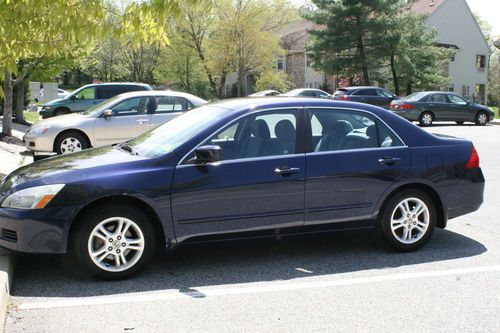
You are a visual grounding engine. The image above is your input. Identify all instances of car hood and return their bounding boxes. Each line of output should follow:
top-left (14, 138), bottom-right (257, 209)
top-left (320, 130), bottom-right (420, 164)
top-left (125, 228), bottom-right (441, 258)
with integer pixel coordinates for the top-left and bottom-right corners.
top-left (0, 146), bottom-right (148, 194)
top-left (30, 113), bottom-right (88, 130)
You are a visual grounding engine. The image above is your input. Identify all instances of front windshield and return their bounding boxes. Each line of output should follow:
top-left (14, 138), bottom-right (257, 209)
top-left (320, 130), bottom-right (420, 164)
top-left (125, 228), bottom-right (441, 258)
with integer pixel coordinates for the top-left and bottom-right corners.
top-left (82, 95), bottom-right (122, 115)
top-left (125, 105), bottom-right (230, 158)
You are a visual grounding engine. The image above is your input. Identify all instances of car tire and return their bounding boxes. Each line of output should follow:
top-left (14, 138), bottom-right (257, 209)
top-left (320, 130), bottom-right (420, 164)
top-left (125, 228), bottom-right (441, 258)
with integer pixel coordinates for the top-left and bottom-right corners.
top-left (474, 111), bottom-right (488, 126)
top-left (54, 108), bottom-right (70, 117)
top-left (455, 121), bottom-right (464, 125)
top-left (379, 189), bottom-right (436, 252)
top-left (69, 204), bottom-right (156, 280)
top-left (54, 131), bottom-right (88, 154)
top-left (418, 112), bottom-right (433, 126)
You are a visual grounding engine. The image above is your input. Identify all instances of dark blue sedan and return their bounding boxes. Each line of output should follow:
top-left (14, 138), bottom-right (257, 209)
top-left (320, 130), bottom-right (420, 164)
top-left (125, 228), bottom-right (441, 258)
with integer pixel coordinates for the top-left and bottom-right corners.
top-left (0, 98), bottom-right (485, 279)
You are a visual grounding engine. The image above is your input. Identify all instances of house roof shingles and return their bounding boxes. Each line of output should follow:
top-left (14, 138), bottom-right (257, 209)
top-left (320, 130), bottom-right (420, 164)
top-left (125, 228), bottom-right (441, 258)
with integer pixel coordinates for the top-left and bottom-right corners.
top-left (409, 0), bottom-right (446, 15)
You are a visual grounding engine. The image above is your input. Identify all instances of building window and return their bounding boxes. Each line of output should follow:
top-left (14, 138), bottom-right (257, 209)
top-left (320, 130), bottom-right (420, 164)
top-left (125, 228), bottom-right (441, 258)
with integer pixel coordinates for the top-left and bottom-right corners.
top-left (476, 55), bottom-right (486, 71)
top-left (448, 83), bottom-right (454, 92)
top-left (276, 59), bottom-right (284, 71)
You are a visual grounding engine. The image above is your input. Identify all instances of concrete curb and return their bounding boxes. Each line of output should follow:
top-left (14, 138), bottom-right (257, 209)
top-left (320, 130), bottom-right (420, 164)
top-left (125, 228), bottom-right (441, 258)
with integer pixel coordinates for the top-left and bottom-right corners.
top-left (0, 249), bottom-right (15, 331)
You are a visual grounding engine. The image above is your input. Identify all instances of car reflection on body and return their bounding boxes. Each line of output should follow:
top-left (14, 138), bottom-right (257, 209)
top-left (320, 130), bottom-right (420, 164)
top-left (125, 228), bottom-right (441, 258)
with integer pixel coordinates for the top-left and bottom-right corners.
top-left (0, 98), bottom-right (485, 280)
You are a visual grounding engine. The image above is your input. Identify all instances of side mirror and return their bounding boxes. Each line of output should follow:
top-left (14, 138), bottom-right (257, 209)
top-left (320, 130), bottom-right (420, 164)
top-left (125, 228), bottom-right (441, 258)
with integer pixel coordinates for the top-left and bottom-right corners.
top-left (103, 109), bottom-right (113, 119)
top-left (70, 95), bottom-right (76, 101)
top-left (195, 145), bottom-right (222, 164)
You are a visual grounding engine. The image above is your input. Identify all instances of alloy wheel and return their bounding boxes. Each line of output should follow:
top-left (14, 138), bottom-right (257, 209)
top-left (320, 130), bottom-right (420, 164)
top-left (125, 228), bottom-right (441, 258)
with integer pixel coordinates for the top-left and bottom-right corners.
top-left (87, 217), bottom-right (145, 272)
top-left (390, 197), bottom-right (430, 244)
top-left (60, 137), bottom-right (83, 154)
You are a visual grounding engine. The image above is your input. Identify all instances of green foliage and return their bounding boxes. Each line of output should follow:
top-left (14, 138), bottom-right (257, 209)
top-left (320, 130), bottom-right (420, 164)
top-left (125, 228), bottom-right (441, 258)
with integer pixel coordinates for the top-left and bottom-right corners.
top-left (386, 14), bottom-right (452, 95)
top-left (305, 0), bottom-right (402, 85)
top-left (255, 71), bottom-right (294, 92)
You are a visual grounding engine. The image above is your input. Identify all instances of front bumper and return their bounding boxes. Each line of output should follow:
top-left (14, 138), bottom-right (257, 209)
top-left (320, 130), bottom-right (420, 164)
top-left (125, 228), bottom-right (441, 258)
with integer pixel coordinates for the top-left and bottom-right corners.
top-left (24, 132), bottom-right (56, 153)
top-left (39, 109), bottom-right (54, 119)
top-left (0, 206), bottom-right (78, 254)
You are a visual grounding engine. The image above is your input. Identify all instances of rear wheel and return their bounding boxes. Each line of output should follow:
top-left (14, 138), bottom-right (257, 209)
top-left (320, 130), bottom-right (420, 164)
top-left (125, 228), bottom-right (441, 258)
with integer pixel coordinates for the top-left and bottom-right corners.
top-left (54, 131), bottom-right (88, 154)
top-left (379, 190), bottom-right (436, 251)
top-left (475, 111), bottom-right (488, 126)
top-left (69, 204), bottom-right (156, 280)
top-left (418, 112), bottom-right (433, 126)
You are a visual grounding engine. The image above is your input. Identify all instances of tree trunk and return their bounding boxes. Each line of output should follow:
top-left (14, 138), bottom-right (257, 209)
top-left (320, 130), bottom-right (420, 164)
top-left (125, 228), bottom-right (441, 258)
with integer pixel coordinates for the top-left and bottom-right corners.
top-left (237, 66), bottom-right (245, 97)
top-left (2, 69), bottom-right (13, 136)
top-left (390, 53), bottom-right (399, 96)
top-left (356, 17), bottom-right (370, 86)
top-left (406, 82), bottom-right (412, 96)
top-left (218, 72), bottom-right (227, 98)
top-left (15, 83), bottom-right (26, 124)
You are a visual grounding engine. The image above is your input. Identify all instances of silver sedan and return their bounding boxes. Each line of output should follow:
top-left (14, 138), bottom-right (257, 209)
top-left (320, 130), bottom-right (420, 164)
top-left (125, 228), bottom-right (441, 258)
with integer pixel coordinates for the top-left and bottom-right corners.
top-left (24, 91), bottom-right (207, 155)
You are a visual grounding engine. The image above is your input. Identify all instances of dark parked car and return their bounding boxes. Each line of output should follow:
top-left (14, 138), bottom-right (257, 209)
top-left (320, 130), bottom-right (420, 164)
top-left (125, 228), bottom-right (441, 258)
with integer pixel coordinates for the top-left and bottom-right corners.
top-left (281, 88), bottom-right (332, 98)
top-left (40, 83), bottom-right (152, 119)
top-left (333, 86), bottom-right (399, 108)
top-left (0, 98), bottom-right (484, 280)
top-left (390, 91), bottom-right (494, 126)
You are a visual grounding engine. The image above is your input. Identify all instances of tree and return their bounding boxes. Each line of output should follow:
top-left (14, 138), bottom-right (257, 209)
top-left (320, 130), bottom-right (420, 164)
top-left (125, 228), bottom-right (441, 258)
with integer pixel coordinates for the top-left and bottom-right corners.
top-left (0, 0), bottom-right (205, 136)
top-left (385, 14), bottom-right (452, 95)
top-left (255, 70), bottom-right (294, 92)
top-left (305, 0), bottom-right (402, 85)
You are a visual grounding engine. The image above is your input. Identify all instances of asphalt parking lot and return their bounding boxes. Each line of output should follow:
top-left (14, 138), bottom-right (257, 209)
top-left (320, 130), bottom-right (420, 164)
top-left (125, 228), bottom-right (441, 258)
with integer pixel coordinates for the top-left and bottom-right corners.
top-left (5, 123), bottom-right (500, 332)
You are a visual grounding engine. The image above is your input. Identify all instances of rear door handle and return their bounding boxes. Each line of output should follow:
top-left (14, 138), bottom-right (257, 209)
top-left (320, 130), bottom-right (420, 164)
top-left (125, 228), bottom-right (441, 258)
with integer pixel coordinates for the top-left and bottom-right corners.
top-left (378, 157), bottom-right (401, 166)
top-left (274, 167), bottom-right (300, 176)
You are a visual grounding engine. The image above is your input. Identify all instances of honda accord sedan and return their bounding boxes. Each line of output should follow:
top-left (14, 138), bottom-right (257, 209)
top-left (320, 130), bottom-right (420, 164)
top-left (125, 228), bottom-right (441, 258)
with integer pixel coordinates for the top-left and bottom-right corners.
top-left (0, 98), bottom-right (484, 280)
top-left (390, 91), bottom-right (494, 126)
top-left (25, 90), bottom-right (207, 156)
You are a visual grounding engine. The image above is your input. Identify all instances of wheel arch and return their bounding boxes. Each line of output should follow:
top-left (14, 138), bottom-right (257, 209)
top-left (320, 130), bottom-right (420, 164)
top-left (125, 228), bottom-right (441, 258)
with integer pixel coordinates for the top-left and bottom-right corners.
top-left (53, 106), bottom-right (71, 115)
top-left (53, 129), bottom-right (92, 152)
top-left (376, 183), bottom-right (446, 229)
top-left (67, 195), bottom-right (167, 252)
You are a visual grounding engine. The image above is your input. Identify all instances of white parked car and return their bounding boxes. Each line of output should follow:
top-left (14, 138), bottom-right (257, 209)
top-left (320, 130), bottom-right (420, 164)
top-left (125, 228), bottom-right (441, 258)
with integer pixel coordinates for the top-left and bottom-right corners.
top-left (24, 91), bottom-right (207, 155)
top-left (34, 88), bottom-right (70, 103)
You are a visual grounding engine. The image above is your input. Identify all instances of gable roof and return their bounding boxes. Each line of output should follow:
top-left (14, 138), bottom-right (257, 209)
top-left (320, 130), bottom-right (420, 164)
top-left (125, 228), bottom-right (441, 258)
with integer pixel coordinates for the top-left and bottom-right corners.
top-left (409, 0), bottom-right (446, 15)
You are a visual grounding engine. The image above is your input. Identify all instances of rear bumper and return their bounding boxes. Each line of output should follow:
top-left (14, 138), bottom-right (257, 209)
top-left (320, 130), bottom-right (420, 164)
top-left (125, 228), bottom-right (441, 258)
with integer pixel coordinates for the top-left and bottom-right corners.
top-left (0, 206), bottom-right (78, 254)
top-left (391, 110), bottom-right (419, 121)
top-left (438, 168), bottom-right (485, 220)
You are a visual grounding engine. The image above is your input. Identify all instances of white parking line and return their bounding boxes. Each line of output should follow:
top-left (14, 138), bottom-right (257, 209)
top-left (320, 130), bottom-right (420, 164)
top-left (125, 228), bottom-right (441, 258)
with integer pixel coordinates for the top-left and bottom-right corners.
top-left (18, 264), bottom-right (500, 310)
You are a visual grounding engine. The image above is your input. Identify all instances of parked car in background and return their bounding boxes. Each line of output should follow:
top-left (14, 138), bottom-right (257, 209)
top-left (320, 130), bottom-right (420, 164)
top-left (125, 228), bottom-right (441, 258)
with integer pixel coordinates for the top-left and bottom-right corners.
top-left (25, 91), bottom-right (207, 155)
top-left (249, 90), bottom-right (281, 97)
top-left (281, 88), bottom-right (332, 98)
top-left (34, 88), bottom-right (70, 103)
top-left (40, 83), bottom-right (152, 119)
top-left (390, 91), bottom-right (494, 126)
top-left (333, 86), bottom-right (399, 109)
top-left (2, 97), bottom-right (484, 279)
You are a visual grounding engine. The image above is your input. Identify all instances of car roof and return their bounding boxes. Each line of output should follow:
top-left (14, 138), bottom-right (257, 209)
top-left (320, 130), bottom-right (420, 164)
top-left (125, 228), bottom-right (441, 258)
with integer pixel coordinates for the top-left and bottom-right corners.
top-left (338, 86), bottom-right (384, 91)
top-left (83, 82), bottom-right (151, 87)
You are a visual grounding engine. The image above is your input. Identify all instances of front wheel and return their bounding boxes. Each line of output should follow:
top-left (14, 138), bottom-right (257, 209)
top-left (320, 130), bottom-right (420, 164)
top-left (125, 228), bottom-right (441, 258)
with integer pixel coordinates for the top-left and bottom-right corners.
top-left (70, 205), bottom-right (156, 280)
top-left (55, 131), bottom-right (88, 154)
top-left (455, 121), bottom-right (464, 125)
top-left (419, 112), bottom-right (433, 126)
top-left (475, 111), bottom-right (488, 126)
top-left (379, 190), bottom-right (436, 252)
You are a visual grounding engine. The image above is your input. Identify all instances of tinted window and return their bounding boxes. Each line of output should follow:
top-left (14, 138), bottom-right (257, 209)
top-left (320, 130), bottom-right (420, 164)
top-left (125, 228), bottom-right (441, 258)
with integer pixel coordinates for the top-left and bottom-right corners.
top-left (429, 94), bottom-right (448, 103)
top-left (311, 109), bottom-right (403, 152)
top-left (110, 97), bottom-right (144, 116)
top-left (377, 89), bottom-right (393, 98)
top-left (301, 90), bottom-right (315, 97)
top-left (200, 110), bottom-right (298, 160)
top-left (353, 89), bottom-right (377, 96)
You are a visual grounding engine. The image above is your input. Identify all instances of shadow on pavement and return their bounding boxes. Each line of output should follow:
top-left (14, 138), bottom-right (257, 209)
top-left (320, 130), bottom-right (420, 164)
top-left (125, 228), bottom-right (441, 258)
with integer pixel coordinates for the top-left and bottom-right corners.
top-left (11, 227), bottom-right (487, 298)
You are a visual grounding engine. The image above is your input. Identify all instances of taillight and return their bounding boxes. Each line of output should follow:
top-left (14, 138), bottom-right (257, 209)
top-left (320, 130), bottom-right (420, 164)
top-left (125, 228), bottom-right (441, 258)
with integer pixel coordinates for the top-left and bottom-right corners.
top-left (398, 103), bottom-right (413, 110)
top-left (340, 95), bottom-right (349, 101)
top-left (466, 145), bottom-right (480, 169)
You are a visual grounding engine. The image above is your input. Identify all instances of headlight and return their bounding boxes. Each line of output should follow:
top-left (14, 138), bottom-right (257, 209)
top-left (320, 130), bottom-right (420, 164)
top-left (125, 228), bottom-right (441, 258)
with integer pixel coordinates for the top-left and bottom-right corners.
top-left (1, 184), bottom-right (65, 209)
top-left (28, 125), bottom-right (51, 135)
top-left (42, 106), bottom-right (52, 110)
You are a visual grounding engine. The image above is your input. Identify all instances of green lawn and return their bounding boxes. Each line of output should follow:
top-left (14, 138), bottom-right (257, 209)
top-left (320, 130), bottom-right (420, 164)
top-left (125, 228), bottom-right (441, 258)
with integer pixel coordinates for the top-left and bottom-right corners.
top-left (23, 111), bottom-right (40, 124)
top-left (491, 106), bottom-right (499, 119)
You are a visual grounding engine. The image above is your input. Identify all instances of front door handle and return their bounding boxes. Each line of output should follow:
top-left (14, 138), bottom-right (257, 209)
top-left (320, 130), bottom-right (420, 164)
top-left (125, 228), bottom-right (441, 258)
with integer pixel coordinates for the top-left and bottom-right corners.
top-left (136, 119), bottom-right (149, 124)
top-left (378, 156), bottom-right (401, 166)
top-left (274, 167), bottom-right (300, 176)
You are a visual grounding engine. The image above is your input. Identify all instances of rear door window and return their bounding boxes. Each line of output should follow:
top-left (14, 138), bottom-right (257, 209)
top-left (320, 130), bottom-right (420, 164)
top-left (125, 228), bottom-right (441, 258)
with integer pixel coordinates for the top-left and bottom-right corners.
top-left (353, 89), bottom-right (377, 96)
